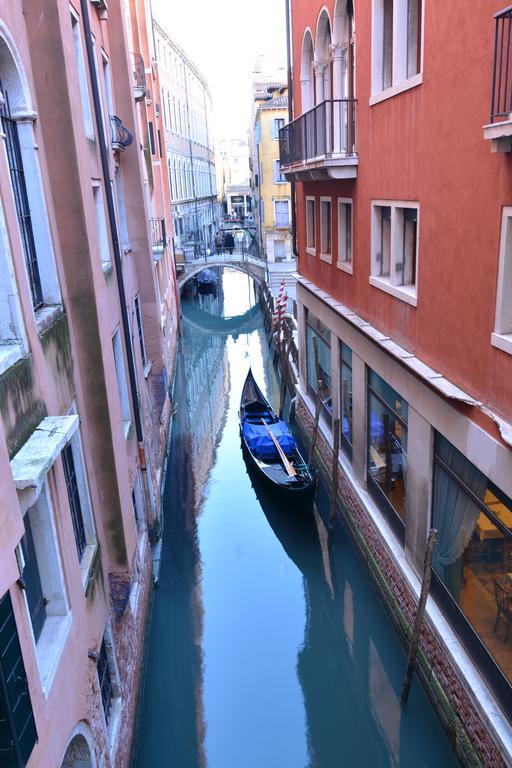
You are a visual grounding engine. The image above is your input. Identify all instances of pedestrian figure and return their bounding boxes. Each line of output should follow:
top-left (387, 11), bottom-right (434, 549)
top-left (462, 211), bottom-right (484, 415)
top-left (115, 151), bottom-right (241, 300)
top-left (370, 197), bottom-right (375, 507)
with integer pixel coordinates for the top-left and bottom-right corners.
top-left (224, 231), bottom-right (235, 255)
top-left (214, 231), bottom-right (224, 255)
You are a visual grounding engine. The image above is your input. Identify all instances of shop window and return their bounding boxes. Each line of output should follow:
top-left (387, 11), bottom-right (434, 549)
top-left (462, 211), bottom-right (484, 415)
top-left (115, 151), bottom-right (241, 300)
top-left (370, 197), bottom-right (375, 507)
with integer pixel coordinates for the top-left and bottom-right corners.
top-left (340, 342), bottom-right (353, 458)
top-left (367, 369), bottom-right (408, 540)
top-left (432, 434), bottom-right (512, 702)
top-left (305, 310), bottom-right (332, 423)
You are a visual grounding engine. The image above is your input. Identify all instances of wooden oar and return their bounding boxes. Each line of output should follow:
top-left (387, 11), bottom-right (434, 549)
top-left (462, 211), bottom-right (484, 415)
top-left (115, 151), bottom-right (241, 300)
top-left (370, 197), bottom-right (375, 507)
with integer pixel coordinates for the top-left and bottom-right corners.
top-left (261, 419), bottom-right (297, 477)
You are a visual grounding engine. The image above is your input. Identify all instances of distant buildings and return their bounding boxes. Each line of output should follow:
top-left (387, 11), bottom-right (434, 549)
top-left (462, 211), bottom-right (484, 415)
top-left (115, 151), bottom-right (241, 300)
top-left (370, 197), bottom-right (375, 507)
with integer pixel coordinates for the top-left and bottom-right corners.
top-left (250, 78), bottom-right (295, 304)
top-left (154, 21), bottom-right (219, 258)
top-left (217, 138), bottom-right (253, 221)
top-left (0, 0), bottom-right (177, 766)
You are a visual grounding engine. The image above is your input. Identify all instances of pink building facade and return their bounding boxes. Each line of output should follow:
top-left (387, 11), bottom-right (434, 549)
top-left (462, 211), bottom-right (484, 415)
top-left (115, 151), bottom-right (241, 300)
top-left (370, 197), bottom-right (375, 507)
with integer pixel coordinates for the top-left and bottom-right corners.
top-left (0, 0), bottom-right (178, 766)
top-left (282, 1), bottom-right (512, 765)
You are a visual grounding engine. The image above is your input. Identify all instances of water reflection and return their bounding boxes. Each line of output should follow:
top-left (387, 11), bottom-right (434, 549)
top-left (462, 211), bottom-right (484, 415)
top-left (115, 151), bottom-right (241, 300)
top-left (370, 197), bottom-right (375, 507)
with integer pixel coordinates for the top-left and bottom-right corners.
top-left (133, 269), bottom-right (459, 768)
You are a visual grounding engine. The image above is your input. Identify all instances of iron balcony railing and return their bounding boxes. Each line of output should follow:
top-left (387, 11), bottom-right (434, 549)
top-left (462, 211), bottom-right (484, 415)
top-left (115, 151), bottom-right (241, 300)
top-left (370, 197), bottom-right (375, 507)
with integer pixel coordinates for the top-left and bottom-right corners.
top-left (110, 115), bottom-right (133, 151)
top-left (491, 6), bottom-right (512, 121)
top-left (279, 98), bottom-right (357, 168)
top-left (150, 218), bottom-right (167, 251)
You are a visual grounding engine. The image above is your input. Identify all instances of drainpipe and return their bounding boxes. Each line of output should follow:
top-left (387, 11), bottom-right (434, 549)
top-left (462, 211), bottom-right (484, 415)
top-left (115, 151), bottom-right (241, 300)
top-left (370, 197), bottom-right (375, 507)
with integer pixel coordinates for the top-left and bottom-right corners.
top-left (80, 0), bottom-right (147, 473)
top-left (285, 0), bottom-right (298, 259)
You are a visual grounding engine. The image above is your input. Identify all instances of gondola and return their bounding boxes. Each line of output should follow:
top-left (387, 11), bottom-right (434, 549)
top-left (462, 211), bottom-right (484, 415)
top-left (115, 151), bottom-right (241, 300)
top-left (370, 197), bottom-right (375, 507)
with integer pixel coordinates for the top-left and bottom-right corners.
top-left (196, 268), bottom-right (218, 294)
top-left (239, 369), bottom-right (317, 501)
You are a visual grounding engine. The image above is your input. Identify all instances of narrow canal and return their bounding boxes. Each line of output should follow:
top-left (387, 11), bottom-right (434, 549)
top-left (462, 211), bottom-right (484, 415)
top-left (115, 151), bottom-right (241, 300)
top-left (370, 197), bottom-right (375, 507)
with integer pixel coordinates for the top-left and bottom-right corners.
top-left (133, 269), bottom-right (459, 768)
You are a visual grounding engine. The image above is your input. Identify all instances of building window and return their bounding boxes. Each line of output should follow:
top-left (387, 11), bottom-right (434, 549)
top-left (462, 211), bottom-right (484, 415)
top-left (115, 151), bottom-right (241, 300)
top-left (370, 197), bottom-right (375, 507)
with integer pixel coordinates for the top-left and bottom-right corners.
top-left (274, 239), bottom-right (286, 262)
top-left (1, 92), bottom-right (43, 309)
top-left (305, 310), bottom-right (332, 423)
top-left (92, 183), bottom-right (111, 271)
top-left (149, 122), bottom-right (155, 155)
top-left (62, 443), bottom-right (87, 561)
top-left (21, 512), bottom-right (46, 643)
top-left (0, 199), bottom-right (26, 370)
top-left (114, 167), bottom-right (130, 250)
top-left (372, 0), bottom-right (422, 95)
top-left (320, 197), bottom-right (332, 259)
top-left (370, 201), bottom-right (419, 305)
top-left (431, 433), bottom-right (512, 704)
top-left (337, 198), bottom-right (353, 270)
top-left (492, 207), bottom-right (512, 355)
top-left (275, 200), bottom-right (290, 227)
top-left (98, 637), bottom-right (113, 723)
top-left (71, 10), bottom-right (94, 139)
top-left (340, 342), bottom-right (353, 458)
top-left (271, 117), bottom-right (285, 139)
top-left (0, 593), bottom-right (38, 767)
top-left (306, 197), bottom-right (316, 252)
top-left (112, 328), bottom-right (131, 437)
top-left (273, 159), bottom-right (286, 183)
top-left (367, 369), bottom-right (408, 540)
top-left (134, 295), bottom-right (147, 368)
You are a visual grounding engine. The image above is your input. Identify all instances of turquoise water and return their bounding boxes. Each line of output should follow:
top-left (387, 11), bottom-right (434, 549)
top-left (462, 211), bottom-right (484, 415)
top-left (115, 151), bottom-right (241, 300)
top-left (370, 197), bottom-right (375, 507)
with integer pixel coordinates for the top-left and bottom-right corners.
top-left (133, 269), bottom-right (459, 768)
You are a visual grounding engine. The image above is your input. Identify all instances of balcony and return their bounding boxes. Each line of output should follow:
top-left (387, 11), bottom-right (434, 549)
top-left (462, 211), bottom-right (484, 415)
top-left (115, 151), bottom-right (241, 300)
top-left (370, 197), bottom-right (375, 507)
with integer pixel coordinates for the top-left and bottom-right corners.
top-left (279, 99), bottom-right (357, 181)
top-left (110, 115), bottom-right (133, 152)
top-left (131, 53), bottom-right (148, 102)
top-left (484, 7), bottom-right (512, 151)
top-left (150, 218), bottom-right (167, 261)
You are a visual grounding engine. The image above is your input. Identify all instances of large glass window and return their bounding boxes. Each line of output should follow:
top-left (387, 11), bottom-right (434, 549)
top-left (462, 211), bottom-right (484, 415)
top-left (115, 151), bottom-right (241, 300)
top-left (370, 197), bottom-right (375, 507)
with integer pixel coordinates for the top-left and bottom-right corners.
top-left (340, 342), bottom-right (353, 458)
top-left (432, 434), bottom-right (512, 696)
top-left (367, 370), bottom-right (408, 537)
top-left (305, 310), bottom-right (331, 422)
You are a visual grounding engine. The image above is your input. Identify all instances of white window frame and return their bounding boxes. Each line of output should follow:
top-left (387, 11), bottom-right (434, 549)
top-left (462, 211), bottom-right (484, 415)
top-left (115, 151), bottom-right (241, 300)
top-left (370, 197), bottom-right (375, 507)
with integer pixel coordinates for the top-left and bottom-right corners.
top-left (92, 181), bottom-right (112, 272)
top-left (99, 623), bottom-right (122, 755)
top-left (491, 206), bottom-right (512, 355)
top-left (306, 196), bottom-right (316, 255)
top-left (0, 198), bottom-right (27, 374)
top-left (370, 0), bottom-right (424, 106)
top-left (70, 8), bottom-right (94, 140)
top-left (370, 200), bottom-right (419, 306)
top-left (65, 403), bottom-right (98, 590)
top-left (112, 327), bottom-right (132, 439)
top-left (274, 198), bottom-right (290, 228)
top-left (337, 197), bottom-right (353, 274)
top-left (320, 196), bottom-right (332, 263)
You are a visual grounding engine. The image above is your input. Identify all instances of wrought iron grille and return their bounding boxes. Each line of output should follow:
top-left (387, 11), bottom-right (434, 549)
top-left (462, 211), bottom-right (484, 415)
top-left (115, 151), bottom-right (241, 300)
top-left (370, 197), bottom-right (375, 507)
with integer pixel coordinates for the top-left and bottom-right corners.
top-left (491, 7), bottom-right (512, 121)
top-left (0, 84), bottom-right (44, 309)
top-left (279, 98), bottom-right (357, 168)
top-left (97, 639), bottom-right (113, 723)
top-left (62, 443), bottom-right (87, 561)
top-left (109, 115), bottom-right (133, 150)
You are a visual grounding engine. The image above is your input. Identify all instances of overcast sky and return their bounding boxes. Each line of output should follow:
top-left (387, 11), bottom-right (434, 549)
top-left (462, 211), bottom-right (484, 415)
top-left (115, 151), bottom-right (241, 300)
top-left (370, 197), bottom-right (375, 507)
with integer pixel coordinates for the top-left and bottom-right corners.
top-left (152, 0), bottom-right (287, 141)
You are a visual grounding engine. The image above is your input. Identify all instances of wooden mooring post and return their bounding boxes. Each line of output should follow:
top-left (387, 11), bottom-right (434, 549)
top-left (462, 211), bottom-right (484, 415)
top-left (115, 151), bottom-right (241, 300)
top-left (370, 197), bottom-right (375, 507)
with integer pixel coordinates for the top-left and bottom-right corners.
top-left (328, 419), bottom-right (340, 530)
top-left (400, 528), bottom-right (438, 706)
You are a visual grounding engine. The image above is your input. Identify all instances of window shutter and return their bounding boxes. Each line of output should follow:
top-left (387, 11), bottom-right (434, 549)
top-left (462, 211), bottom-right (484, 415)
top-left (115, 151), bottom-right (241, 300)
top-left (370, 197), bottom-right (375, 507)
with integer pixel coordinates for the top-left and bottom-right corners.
top-left (0, 593), bottom-right (38, 768)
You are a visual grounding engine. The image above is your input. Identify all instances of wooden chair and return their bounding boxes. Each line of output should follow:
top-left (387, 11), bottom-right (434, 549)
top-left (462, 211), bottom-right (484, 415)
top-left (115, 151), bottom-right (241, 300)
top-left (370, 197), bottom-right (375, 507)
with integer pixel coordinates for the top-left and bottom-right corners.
top-left (493, 577), bottom-right (512, 642)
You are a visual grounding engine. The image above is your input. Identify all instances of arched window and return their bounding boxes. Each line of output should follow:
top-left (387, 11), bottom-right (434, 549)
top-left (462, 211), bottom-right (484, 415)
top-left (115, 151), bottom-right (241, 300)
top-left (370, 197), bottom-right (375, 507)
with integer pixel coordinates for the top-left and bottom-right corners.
top-left (315, 9), bottom-right (333, 104)
top-left (333, 0), bottom-right (354, 100)
top-left (301, 30), bottom-right (315, 113)
top-left (0, 31), bottom-right (60, 320)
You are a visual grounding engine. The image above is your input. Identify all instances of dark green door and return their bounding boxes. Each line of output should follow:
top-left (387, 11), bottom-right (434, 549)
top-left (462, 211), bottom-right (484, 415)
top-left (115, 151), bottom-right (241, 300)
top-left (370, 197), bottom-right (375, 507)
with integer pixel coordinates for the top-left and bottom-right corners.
top-left (0, 592), bottom-right (37, 767)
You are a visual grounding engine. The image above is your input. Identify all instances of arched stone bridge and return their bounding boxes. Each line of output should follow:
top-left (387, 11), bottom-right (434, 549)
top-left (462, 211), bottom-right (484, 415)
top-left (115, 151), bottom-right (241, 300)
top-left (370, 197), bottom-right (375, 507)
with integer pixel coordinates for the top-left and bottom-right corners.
top-left (177, 252), bottom-right (266, 290)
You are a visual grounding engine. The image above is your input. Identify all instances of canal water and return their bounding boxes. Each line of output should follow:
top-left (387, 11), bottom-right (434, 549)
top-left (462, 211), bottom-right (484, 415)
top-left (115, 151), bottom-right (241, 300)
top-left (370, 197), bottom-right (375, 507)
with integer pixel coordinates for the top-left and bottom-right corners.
top-left (133, 269), bottom-right (459, 768)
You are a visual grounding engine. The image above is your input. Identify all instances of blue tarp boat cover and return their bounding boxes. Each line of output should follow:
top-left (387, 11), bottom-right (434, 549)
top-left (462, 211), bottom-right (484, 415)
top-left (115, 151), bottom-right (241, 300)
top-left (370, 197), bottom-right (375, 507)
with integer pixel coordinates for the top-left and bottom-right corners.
top-left (242, 420), bottom-right (296, 459)
top-left (197, 269), bottom-right (217, 285)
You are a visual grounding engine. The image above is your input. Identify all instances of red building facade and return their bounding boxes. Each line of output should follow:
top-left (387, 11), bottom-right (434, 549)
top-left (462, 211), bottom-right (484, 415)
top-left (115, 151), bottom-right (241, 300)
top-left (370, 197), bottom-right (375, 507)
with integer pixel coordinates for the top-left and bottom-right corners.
top-left (283, 1), bottom-right (512, 764)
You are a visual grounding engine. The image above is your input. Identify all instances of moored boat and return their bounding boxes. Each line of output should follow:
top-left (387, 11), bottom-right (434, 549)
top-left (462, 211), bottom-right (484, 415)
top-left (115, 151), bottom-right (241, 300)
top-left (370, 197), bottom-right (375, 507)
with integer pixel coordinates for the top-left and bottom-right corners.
top-left (239, 369), bottom-right (317, 500)
top-left (196, 268), bottom-right (218, 294)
